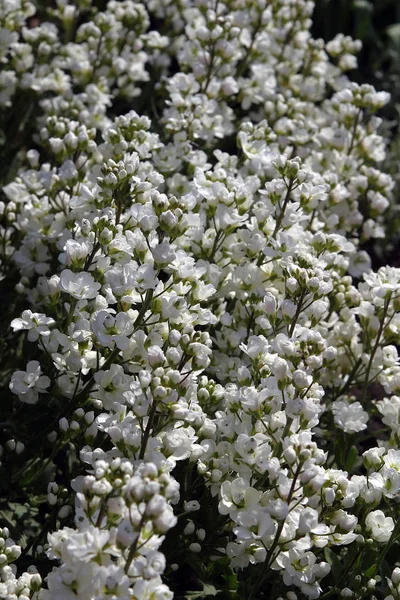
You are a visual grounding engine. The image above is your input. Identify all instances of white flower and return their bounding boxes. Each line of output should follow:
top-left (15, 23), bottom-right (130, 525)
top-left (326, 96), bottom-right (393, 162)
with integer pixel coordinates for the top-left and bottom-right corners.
top-left (143, 551), bottom-right (166, 578)
top-left (332, 399), bottom-right (368, 433)
top-left (219, 479), bottom-right (261, 517)
top-left (163, 426), bottom-right (198, 460)
top-left (297, 508), bottom-right (319, 536)
top-left (152, 242), bottom-right (176, 267)
top-left (63, 526), bottom-right (118, 562)
top-left (60, 239), bottom-right (90, 267)
top-left (365, 510), bottom-right (394, 543)
top-left (92, 310), bottom-right (134, 350)
top-left (93, 364), bottom-right (131, 410)
top-left (60, 269), bottom-right (101, 299)
top-left (352, 474), bottom-right (383, 504)
top-left (363, 447), bottom-right (385, 469)
top-left (272, 357), bottom-right (289, 381)
top-left (2, 0), bottom-right (400, 595)
top-left (11, 310), bottom-right (55, 342)
top-left (381, 467), bottom-right (400, 499)
top-left (132, 577), bottom-right (173, 600)
top-left (383, 449), bottom-right (400, 472)
top-left (9, 361), bottom-right (51, 404)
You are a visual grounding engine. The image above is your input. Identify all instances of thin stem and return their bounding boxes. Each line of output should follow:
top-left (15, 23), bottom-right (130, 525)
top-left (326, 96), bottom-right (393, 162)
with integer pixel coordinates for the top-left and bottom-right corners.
top-left (13, 440), bottom-right (65, 485)
top-left (288, 288), bottom-right (307, 337)
top-left (139, 400), bottom-right (158, 460)
top-left (333, 357), bottom-right (362, 400)
top-left (361, 294), bottom-right (391, 404)
top-left (263, 177), bottom-right (295, 252)
top-left (134, 289), bottom-right (154, 330)
top-left (125, 513), bottom-right (146, 574)
top-left (347, 108), bottom-right (362, 156)
top-left (248, 462), bottom-right (303, 600)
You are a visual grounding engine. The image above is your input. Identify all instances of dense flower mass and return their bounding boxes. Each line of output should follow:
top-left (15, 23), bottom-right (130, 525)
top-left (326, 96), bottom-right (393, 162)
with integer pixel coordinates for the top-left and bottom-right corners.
top-left (0, 0), bottom-right (399, 599)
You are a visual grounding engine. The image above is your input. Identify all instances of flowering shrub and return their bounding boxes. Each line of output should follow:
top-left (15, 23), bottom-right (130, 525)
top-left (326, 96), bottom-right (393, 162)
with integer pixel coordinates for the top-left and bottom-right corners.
top-left (0, 1), bottom-right (400, 599)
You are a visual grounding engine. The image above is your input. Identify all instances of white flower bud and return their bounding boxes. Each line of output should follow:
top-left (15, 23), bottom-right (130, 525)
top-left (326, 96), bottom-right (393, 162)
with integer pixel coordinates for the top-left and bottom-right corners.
top-left (57, 505), bottom-right (71, 519)
top-left (281, 299), bottom-right (297, 319)
top-left (59, 418), bottom-right (69, 432)
top-left (184, 521), bottom-right (195, 536)
top-left (27, 149), bottom-right (40, 167)
top-left (272, 357), bottom-right (288, 381)
top-left (47, 493), bottom-right (57, 506)
top-left (49, 138), bottom-right (65, 155)
top-left (324, 488), bottom-right (336, 504)
top-left (297, 508), bottom-right (318, 535)
top-left (48, 431), bottom-right (57, 443)
top-left (283, 447), bottom-right (297, 465)
top-left (286, 278), bottom-right (298, 293)
top-left (166, 347), bottom-right (181, 366)
top-left (392, 567), bottom-right (400, 585)
top-left (263, 293), bottom-right (277, 314)
top-left (148, 346), bottom-right (165, 367)
top-left (293, 370), bottom-right (311, 388)
top-left (323, 346), bottom-right (337, 361)
top-left (85, 411), bottom-right (95, 424)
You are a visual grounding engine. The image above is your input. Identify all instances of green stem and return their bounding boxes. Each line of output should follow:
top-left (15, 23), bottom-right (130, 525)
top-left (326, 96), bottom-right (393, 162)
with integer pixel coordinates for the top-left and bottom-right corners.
top-left (288, 288), bottom-right (307, 337)
top-left (272, 182), bottom-right (293, 238)
top-left (347, 108), bottom-right (362, 156)
top-left (248, 462), bottom-right (303, 600)
top-left (361, 295), bottom-right (391, 404)
top-left (124, 513), bottom-right (146, 574)
top-left (333, 357), bottom-right (363, 400)
top-left (64, 299), bottom-right (77, 331)
top-left (13, 440), bottom-right (64, 485)
top-left (139, 399), bottom-right (158, 460)
top-left (134, 289), bottom-right (154, 330)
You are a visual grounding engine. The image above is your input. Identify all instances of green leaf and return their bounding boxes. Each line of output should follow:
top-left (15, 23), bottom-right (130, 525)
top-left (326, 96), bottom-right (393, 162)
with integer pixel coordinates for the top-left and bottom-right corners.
top-left (386, 23), bottom-right (400, 49)
top-left (353, 0), bottom-right (375, 42)
top-left (207, 557), bottom-right (238, 593)
top-left (345, 445), bottom-right (359, 473)
top-left (324, 547), bottom-right (343, 585)
top-left (0, 510), bottom-right (22, 541)
top-left (365, 564), bottom-right (377, 579)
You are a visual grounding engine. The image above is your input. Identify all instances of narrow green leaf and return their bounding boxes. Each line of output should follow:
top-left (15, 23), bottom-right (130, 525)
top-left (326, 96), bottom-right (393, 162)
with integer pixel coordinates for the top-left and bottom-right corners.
top-left (324, 547), bottom-right (343, 585)
top-left (365, 564), bottom-right (377, 579)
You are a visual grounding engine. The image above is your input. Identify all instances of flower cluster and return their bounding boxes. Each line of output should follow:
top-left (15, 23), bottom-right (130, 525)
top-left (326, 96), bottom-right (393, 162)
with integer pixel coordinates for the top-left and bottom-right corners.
top-left (0, 0), bottom-right (399, 599)
top-left (0, 527), bottom-right (42, 599)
